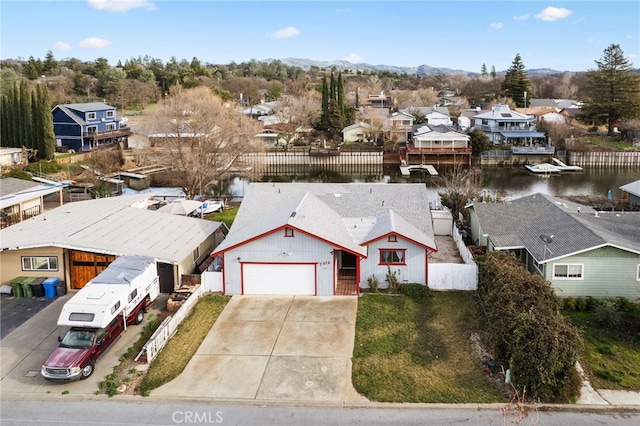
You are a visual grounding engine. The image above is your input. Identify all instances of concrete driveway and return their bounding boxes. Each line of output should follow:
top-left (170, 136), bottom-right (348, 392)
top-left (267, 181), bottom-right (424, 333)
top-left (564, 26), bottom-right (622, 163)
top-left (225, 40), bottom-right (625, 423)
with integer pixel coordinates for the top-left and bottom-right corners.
top-left (152, 295), bottom-right (364, 402)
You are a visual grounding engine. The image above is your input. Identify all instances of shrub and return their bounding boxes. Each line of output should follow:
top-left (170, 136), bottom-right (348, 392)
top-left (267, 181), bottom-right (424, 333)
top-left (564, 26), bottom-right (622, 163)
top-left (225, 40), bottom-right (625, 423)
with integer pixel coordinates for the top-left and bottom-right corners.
top-left (25, 160), bottom-right (61, 175)
top-left (594, 299), bottom-right (622, 328)
top-left (398, 283), bottom-right (432, 300)
top-left (575, 297), bottom-right (587, 312)
top-left (366, 275), bottom-right (379, 293)
top-left (476, 251), bottom-right (582, 402)
top-left (3, 169), bottom-right (32, 180)
top-left (385, 267), bottom-right (401, 293)
top-left (563, 296), bottom-right (576, 312)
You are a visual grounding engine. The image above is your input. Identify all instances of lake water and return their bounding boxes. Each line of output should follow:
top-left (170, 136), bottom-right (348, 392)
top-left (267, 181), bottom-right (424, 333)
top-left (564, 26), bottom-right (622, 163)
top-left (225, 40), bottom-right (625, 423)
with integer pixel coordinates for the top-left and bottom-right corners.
top-left (221, 165), bottom-right (640, 203)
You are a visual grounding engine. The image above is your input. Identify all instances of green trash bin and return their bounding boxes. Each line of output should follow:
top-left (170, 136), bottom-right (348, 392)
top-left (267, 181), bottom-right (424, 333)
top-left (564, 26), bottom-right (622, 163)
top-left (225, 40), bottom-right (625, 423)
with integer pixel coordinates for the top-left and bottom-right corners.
top-left (21, 277), bottom-right (35, 298)
top-left (10, 276), bottom-right (26, 298)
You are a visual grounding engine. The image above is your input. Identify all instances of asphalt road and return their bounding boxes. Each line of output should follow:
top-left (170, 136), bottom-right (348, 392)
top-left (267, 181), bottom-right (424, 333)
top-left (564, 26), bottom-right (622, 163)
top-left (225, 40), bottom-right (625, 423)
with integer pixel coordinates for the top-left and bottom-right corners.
top-left (0, 294), bottom-right (56, 339)
top-left (1, 399), bottom-right (639, 426)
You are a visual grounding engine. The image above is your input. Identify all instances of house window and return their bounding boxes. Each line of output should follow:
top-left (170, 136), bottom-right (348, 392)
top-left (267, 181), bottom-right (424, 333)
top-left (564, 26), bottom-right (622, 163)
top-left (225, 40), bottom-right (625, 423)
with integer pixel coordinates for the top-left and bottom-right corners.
top-left (553, 264), bottom-right (583, 280)
top-left (402, 120), bottom-right (410, 125)
top-left (387, 235), bottom-right (398, 242)
top-left (106, 110), bottom-right (115, 118)
top-left (22, 256), bottom-right (58, 271)
top-left (285, 228), bottom-right (294, 237)
top-left (379, 249), bottom-right (406, 265)
top-left (106, 123), bottom-right (115, 131)
top-left (87, 112), bottom-right (96, 120)
top-left (192, 247), bottom-right (200, 263)
top-left (87, 125), bottom-right (98, 135)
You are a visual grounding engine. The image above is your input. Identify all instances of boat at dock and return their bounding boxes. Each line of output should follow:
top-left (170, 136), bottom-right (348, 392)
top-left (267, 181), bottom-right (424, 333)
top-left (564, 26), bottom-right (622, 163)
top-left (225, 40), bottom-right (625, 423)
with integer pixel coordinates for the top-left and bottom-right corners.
top-left (399, 164), bottom-right (439, 176)
top-left (525, 159), bottom-right (583, 174)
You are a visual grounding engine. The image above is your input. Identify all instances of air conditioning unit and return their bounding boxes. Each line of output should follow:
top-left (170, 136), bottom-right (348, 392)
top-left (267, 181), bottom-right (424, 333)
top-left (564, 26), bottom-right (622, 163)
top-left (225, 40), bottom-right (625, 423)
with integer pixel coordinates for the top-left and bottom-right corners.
top-left (101, 118), bottom-right (106, 122)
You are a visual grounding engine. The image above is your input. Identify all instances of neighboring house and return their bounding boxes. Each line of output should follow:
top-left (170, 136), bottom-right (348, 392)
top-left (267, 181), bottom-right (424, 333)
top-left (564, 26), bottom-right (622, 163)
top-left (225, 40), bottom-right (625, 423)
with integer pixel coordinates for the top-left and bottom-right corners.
top-left (0, 147), bottom-right (26, 169)
top-left (52, 102), bottom-right (131, 152)
top-left (255, 123), bottom-right (299, 147)
top-left (0, 177), bottom-right (64, 229)
top-left (210, 183), bottom-right (437, 296)
top-left (242, 101), bottom-right (278, 118)
top-left (387, 111), bottom-right (414, 144)
top-left (620, 179), bottom-right (640, 208)
top-left (342, 122), bottom-right (373, 143)
top-left (402, 107), bottom-right (452, 126)
top-left (402, 124), bottom-right (471, 166)
top-left (0, 194), bottom-right (227, 293)
top-left (472, 104), bottom-right (550, 154)
top-left (469, 193), bottom-right (640, 299)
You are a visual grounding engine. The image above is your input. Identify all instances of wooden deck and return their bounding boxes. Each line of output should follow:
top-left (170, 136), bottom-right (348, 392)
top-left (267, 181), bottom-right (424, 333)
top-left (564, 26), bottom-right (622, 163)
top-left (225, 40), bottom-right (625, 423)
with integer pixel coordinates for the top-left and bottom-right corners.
top-left (335, 270), bottom-right (358, 296)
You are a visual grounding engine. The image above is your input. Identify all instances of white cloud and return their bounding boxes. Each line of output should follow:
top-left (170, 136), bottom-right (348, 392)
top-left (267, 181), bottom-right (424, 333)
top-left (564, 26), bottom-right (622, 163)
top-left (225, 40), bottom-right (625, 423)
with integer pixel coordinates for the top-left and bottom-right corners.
top-left (266, 26), bottom-right (300, 40)
top-left (53, 41), bottom-right (71, 51)
top-left (490, 22), bottom-right (503, 30)
top-left (343, 53), bottom-right (363, 64)
top-left (513, 14), bottom-right (529, 21)
top-left (79, 37), bottom-right (112, 49)
top-left (535, 7), bottom-right (573, 22)
top-left (87, 0), bottom-right (156, 13)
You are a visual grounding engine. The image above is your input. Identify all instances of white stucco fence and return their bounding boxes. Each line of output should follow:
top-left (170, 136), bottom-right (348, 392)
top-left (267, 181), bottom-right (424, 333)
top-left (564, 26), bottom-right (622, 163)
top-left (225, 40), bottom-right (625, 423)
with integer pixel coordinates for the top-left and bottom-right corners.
top-left (202, 271), bottom-right (223, 292)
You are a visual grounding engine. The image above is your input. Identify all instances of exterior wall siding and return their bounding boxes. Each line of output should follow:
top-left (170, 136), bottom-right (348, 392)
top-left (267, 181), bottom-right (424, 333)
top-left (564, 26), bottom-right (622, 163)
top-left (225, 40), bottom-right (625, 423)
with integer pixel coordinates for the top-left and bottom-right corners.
top-left (222, 230), bottom-right (336, 295)
top-left (0, 247), bottom-right (65, 284)
top-left (360, 236), bottom-right (426, 288)
top-left (544, 247), bottom-right (640, 299)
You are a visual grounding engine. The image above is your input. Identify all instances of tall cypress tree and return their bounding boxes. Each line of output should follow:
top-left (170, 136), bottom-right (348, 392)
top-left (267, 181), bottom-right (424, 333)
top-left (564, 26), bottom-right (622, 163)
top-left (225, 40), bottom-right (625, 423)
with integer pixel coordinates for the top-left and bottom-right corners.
top-left (0, 95), bottom-right (7, 145)
top-left (337, 71), bottom-right (345, 123)
top-left (10, 83), bottom-right (20, 147)
top-left (320, 75), bottom-right (329, 130)
top-left (20, 80), bottom-right (34, 149)
top-left (39, 84), bottom-right (56, 160)
top-left (31, 90), bottom-right (41, 153)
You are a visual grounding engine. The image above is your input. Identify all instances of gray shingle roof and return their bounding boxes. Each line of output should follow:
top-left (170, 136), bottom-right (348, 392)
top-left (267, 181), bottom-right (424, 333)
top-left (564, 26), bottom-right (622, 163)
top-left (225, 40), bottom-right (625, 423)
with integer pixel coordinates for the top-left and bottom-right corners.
top-left (214, 183), bottom-right (436, 255)
top-left (0, 177), bottom-right (40, 197)
top-left (473, 193), bottom-right (640, 262)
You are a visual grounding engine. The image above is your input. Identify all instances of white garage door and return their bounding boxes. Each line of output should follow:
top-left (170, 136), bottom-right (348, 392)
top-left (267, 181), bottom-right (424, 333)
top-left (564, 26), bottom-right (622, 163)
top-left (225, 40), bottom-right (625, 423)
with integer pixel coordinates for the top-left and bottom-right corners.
top-left (242, 263), bottom-right (316, 295)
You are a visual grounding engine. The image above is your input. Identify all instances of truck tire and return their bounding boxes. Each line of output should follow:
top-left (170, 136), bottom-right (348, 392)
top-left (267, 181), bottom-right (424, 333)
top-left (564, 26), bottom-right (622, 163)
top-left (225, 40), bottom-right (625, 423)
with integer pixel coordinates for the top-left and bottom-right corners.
top-left (135, 310), bottom-right (144, 325)
top-left (80, 361), bottom-right (94, 380)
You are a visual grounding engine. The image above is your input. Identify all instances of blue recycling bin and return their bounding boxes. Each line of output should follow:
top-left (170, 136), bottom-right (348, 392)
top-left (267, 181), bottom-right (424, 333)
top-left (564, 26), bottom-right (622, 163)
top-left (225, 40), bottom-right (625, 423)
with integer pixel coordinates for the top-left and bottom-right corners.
top-left (42, 277), bottom-right (60, 299)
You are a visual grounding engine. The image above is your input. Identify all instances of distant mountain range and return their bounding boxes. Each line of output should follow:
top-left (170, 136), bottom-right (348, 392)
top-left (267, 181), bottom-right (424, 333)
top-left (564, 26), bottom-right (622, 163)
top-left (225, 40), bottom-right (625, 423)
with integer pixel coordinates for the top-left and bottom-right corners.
top-left (265, 57), bottom-right (577, 77)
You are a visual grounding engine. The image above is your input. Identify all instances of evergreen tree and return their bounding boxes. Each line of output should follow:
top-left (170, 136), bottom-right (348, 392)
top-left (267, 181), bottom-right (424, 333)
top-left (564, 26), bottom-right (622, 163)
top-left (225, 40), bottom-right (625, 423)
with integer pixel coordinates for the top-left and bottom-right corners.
top-left (24, 56), bottom-right (40, 80)
top-left (355, 87), bottom-right (360, 109)
top-left (31, 90), bottom-right (40, 152)
top-left (481, 63), bottom-right (488, 77)
top-left (0, 95), bottom-right (8, 146)
top-left (19, 80), bottom-right (33, 149)
top-left (500, 53), bottom-right (531, 107)
top-left (327, 98), bottom-right (343, 141)
top-left (42, 50), bottom-right (58, 75)
top-left (38, 84), bottom-right (56, 160)
top-left (319, 75), bottom-right (329, 130)
top-left (11, 83), bottom-right (20, 146)
top-left (580, 44), bottom-right (640, 135)
top-left (337, 71), bottom-right (345, 123)
top-left (490, 65), bottom-right (496, 78)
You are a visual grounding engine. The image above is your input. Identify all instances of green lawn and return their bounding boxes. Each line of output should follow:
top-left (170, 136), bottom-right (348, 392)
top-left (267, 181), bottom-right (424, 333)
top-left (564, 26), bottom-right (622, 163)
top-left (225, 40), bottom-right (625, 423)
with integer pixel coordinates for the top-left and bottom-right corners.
top-left (352, 291), bottom-right (504, 403)
top-left (205, 204), bottom-right (239, 229)
top-left (564, 311), bottom-right (640, 390)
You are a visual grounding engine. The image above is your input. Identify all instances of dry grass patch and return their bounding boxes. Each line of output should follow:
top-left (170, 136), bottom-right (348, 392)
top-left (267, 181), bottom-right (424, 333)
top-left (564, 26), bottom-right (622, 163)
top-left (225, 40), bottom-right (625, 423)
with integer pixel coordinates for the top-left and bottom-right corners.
top-left (353, 291), bottom-right (504, 403)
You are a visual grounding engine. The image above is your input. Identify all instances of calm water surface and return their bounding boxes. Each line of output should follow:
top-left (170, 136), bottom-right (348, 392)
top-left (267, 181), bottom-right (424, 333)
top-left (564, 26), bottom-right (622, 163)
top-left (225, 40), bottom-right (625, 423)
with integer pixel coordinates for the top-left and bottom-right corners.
top-left (222, 165), bottom-right (640, 202)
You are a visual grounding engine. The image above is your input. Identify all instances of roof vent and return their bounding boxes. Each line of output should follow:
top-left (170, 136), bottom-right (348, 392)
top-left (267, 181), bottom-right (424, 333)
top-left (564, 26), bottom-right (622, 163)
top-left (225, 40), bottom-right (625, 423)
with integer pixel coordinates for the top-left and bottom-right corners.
top-left (290, 211), bottom-right (297, 218)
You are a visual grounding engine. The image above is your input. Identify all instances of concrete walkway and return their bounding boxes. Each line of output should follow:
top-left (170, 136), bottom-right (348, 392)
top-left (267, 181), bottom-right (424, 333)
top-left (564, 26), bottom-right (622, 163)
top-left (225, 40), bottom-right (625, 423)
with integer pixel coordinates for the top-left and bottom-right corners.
top-left (152, 295), bottom-right (365, 402)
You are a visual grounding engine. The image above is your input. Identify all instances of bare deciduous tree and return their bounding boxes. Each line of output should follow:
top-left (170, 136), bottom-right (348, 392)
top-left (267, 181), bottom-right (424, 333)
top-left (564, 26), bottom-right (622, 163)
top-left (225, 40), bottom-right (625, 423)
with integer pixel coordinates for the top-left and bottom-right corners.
top-left (144, 86), bottom-right (263, 199)
top-left (437, 165), bottom-right (483, 223)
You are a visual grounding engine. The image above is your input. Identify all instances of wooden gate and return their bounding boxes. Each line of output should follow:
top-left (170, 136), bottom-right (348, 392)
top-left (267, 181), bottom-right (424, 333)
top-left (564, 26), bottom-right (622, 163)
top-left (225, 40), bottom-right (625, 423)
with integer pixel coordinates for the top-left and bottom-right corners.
top-left (69, 250), bottom-right (116, 289)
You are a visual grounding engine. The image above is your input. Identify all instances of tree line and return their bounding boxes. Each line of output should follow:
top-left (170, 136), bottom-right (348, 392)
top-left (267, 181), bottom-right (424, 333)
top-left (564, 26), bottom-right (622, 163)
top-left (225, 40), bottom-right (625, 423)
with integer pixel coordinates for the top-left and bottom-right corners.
top-left (0, 81), bottom-right (56, 160)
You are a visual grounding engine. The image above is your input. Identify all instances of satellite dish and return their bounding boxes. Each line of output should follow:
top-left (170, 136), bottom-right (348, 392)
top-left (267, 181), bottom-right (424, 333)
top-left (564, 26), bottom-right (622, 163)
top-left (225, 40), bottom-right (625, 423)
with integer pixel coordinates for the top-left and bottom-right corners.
top-left (540, 234), bottom-right (553, 244)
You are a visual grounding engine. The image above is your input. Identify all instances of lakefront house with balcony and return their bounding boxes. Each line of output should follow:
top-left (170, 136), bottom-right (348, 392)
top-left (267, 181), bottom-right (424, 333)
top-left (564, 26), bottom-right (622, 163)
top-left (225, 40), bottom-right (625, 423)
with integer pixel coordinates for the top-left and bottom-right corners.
top-left (473, 104), bottom-right (551, 155)
top-left (52, 102), bottom-right (131, 152)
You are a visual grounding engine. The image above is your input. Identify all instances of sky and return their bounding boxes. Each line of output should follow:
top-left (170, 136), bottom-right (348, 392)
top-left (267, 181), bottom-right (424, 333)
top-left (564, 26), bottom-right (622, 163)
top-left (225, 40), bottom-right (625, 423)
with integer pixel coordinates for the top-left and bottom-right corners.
top-left (1, 0), bottom-right (638, 73)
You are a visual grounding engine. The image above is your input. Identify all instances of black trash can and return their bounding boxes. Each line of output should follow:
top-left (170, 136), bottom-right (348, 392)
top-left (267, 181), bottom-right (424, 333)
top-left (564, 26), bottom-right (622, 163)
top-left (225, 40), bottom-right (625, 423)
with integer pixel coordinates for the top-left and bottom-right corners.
top-left (30, 277), bottom-right (46, 298)
top-left (55, 281), bottom-right (67, 297)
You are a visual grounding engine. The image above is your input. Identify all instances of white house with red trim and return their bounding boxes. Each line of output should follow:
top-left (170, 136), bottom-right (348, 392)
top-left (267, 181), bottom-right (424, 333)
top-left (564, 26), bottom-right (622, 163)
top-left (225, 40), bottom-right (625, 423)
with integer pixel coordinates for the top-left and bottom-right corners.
top-left (210, 183), bottom-right (437, 296)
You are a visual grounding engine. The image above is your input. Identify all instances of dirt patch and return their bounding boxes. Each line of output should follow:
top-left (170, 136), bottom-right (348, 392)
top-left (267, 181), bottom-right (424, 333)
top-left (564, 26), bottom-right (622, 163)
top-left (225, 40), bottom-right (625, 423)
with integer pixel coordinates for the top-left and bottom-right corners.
top-left (429, 235), bottom-right (464, 264)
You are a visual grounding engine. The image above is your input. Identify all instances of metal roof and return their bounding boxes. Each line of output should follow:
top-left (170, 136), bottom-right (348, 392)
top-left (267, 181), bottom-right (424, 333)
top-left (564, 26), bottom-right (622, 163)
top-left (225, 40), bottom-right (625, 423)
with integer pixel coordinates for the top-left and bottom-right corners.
top-left (619, 179), bottom-right (640, 197)
top-left (0, 177), bottom-right (65, 210)
top-left (213, 183), bottom-right (436, 256)
top-left (0, 194), bottom-right (223, 265)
